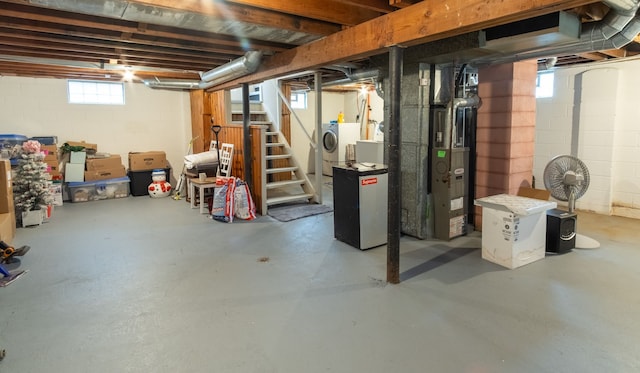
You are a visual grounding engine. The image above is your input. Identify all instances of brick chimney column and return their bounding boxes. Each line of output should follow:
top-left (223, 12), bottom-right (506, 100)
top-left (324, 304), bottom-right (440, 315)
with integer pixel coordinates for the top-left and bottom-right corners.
top-left (474, 61), bottom-right (538, 230)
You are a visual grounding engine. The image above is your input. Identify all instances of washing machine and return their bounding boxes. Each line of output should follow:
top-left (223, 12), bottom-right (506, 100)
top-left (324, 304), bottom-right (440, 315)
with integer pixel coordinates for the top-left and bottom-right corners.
top-left (322, 122), bottom-right (361, 176)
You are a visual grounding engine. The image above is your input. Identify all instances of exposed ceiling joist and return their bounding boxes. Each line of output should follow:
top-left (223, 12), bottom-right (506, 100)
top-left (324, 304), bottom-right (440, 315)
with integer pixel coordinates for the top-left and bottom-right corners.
top-left (335, 0), bottom-right (396, 13)
top-left (222, 0), bottom-right (384, 26)
top-left (125, 0), bottom-right (341, 36)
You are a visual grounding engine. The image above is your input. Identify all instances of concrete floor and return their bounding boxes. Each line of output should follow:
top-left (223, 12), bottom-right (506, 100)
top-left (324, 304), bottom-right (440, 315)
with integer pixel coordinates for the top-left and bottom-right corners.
top-left (1, 181), bottom-right (639, 372)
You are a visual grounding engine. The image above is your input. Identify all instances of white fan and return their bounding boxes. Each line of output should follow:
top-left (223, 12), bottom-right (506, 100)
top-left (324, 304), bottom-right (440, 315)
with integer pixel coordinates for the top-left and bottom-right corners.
top-left (543, 155), bottom-right (599, 249)
top-left (543, 155), bottom-right (590, 212)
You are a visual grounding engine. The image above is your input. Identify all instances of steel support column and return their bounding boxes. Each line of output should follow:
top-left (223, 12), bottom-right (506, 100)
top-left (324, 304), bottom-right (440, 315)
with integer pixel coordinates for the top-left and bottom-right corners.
top-left (315, 71), bottom-right (323, 203)
top-left (242, 83), bottom-right (252, 189)
top-left (387, 46), bottom-right (403, 284)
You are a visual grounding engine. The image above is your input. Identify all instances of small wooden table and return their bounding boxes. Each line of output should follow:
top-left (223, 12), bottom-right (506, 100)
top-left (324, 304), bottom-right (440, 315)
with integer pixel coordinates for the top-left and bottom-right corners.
top-left (189, 177), bottom-right (217, 214)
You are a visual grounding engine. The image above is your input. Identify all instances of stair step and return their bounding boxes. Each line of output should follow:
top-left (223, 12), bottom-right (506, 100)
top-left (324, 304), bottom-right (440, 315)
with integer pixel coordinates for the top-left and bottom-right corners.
top-left (231, 110), bottom-right (267, 115)
top-left (266, 142), bottom-right (285, 147)
top-left (266, 132), bottom-right (278, 136)
top-left (266, 154), bottom-right (291, 160)
top-left (266, 194), bottom-right (314, 206)
top-left (266, 179), bottom-right (306, 189)
top-left (266, 166), bottom-right (298, 174)
top-left (230, 120), bottom-right (272, 125)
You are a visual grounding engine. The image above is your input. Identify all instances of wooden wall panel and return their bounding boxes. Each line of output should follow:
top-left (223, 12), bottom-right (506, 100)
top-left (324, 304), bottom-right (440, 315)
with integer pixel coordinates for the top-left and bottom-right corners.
top-left (251, 126), bottom-right (264, 215)
top-left (189, 90), bottom-right (206, 154)
top-left (272, 83), bottom-right (292, 182)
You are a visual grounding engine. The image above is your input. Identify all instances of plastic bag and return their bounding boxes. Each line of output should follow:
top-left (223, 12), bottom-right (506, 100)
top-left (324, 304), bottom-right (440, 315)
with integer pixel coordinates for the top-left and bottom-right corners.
top-left (211, 177), bottom-right (235, 223)
top-left (234, 179), bottom-right (256, 220)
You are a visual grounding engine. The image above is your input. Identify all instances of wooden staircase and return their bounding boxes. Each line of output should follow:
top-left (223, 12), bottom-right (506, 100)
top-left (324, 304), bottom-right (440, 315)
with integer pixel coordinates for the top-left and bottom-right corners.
top-left (231, 105), bottom-right (317, 215)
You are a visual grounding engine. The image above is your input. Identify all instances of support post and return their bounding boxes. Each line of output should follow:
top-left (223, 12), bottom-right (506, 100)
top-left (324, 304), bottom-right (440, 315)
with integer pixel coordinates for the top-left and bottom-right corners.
top-left (387, 46), bottom-right (403, 284)
top-left (315, 71), bottom-right (323, 204)
top-left (242, 83), bottom-right (252, 190)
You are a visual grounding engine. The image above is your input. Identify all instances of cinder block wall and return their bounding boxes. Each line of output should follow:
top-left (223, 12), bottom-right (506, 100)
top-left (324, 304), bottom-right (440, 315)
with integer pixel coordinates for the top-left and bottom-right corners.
top-left (475, 61), bottom-right (538, 230)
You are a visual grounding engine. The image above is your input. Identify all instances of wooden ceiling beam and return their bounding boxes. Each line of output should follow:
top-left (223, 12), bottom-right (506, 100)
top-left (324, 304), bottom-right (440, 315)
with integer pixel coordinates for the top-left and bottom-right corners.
top-left (577, 52), bottom-right (608, 60)
top-left (0, 20), bottom-right (253, 56)
top-left (0, 61), bottom-right (200, 81)
top-left (220, 0), bottom-right (382, 26)
top-left (599, 48), bottom-right (627, 58)
top-left (0, 29), bottom-right (240, 63)
top-left (0, 46), bottom-right (215, 72)
top-left (335, 0), bottom-right (396, 13)
top-left (124, 0), bottom-right (341, 36)
top-left (389, 0), bottom-right (421, 9)
top-left (216, 0), bottom-right (600, 90)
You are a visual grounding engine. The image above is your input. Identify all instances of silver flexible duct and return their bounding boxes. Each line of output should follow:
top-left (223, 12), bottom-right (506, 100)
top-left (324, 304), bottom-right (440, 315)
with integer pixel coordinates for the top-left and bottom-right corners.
top-left (143, 51), bottom-right (263, 90)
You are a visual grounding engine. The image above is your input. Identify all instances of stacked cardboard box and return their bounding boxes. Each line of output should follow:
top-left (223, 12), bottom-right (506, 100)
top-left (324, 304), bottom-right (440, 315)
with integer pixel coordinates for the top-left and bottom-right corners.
top-left (41, 144), bottom-right (62, 180)
top-left (127, 151), bottom-right (169, 196)
top-left (0, 159), bottom-right (16, 243)
top-left (85, 155), bottom-right (126, 181)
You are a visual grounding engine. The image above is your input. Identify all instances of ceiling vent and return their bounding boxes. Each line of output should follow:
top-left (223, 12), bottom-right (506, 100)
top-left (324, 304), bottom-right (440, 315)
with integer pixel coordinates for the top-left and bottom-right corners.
top-left (481, 11), bottom-right (581, 54)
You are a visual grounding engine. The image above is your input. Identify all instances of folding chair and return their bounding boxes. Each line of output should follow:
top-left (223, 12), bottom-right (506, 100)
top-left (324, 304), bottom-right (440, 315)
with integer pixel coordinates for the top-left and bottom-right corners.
top-left (217, 143), bottom-right (234, 177)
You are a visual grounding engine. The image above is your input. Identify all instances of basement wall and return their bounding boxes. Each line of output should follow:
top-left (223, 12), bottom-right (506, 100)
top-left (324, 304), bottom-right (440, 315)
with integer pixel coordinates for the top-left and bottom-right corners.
top-left (0, 76), bottom-right (191, 183)
top-left (290, 90), bottom-right (384, 175)
top-left (535, 58), bottom-right (640, 219)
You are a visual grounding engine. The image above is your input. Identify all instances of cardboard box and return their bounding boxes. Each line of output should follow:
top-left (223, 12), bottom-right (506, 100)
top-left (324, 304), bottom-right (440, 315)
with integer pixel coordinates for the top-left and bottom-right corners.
top-left (517, 187), bottom-right (550, 201)
top-left (84, 166), bottom-right (126, 181)
top-left (69, 151), bottom-right (87, 164)
top-left (0, 212), bottom-right (15, 244)
top-left (86, 155), bottom-right (122, 171)
top-left (44, 153), bottom-right (58, 162)
top-left (65, 141), bottom-right (97, 152)
top-left (0, 159), bottom-right (13, 214)
top-left (128, 151), bottom-right (167, 171)
top-left (45, 159), bottom-right (60, 172)
top-left (41, 144), bottom-right (59, 154)
top-left (64, 163), bottom-right (85, 182)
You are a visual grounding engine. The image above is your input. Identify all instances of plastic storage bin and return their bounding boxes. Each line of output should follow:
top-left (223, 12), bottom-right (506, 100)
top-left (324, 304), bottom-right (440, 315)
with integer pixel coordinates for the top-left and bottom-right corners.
top-left (67, 176), bottom-right (130, 202)
top-left (128, 167), bottom-right (171, 196)
top-left (0, 134), bottom-right (28, 149)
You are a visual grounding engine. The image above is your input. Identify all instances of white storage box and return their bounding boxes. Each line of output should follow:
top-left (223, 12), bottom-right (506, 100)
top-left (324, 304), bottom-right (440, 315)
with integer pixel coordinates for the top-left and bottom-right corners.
top-left (475, 194), bottom-right (556, 269)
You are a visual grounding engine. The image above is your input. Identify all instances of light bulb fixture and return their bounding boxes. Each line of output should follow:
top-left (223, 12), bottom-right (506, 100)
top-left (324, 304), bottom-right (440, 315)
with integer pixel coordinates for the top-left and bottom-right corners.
top-left (123, 69), bottom-right (134, 81)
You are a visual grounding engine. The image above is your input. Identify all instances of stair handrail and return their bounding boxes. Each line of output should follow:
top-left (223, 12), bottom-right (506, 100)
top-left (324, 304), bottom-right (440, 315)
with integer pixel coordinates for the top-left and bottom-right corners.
top-left (276, 85), bottom-right (316, 149)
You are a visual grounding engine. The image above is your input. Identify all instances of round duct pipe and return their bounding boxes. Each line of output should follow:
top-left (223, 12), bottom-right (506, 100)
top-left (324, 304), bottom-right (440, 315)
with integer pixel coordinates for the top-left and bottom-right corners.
top-left (200, 51), bottom-right (263, 86)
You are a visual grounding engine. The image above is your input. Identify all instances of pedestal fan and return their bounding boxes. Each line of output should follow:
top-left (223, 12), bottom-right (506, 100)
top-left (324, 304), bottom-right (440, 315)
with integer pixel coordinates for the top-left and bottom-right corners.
top-left (543, 155), bottom-right (599, 249)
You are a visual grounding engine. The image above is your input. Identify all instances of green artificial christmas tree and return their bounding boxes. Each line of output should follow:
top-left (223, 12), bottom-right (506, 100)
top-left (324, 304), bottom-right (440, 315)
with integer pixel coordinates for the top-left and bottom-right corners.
top-left (13, 140), bottom-right (53, 226)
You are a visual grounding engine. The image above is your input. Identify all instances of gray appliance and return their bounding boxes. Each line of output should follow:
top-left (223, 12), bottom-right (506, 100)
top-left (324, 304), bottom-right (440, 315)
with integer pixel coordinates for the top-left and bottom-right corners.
top-left (332, 163), bottom-right (388, 250)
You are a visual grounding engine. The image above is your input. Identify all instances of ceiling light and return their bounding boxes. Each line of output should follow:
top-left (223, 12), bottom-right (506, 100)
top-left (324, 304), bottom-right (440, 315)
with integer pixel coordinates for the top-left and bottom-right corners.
top-left (123, 70), bottom-right (134, 81)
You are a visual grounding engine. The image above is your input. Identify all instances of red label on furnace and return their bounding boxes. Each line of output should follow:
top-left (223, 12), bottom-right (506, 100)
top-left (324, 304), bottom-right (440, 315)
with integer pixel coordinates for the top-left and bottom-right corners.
top-left (361, 177), bottom-right (377, 186)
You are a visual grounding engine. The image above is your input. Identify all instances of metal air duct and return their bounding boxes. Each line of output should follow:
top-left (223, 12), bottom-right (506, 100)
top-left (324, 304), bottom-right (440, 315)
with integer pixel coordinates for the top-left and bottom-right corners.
top-left (143, 51), bottom-right (263, 90)
top-left (200, 51), bottom-right (263, 86)
top-left (462, 0), bottom-right (640, 68)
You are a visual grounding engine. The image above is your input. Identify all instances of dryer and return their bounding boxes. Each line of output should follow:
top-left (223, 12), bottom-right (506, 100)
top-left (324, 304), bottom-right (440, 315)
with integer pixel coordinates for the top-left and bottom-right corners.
top-left (322, 122), bottom-right (360, 176)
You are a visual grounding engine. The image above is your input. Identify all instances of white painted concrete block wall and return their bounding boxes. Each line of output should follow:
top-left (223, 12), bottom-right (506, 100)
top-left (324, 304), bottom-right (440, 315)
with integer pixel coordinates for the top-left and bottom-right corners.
top-left (0, 76), bottom-right (191, 181)
top-left (577, 68), bottom-right (618, 214)
top-left (536, 59), bottom-right (640, 218)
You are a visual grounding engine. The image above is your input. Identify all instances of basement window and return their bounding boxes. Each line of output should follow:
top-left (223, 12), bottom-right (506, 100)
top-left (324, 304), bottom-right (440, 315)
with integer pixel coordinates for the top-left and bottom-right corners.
top-left (291, 91), bottom-right (307, 109)
top-left (536, 72), bottom-right (554, 98)
top-left (68, 80), bottom-right (125, 105)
